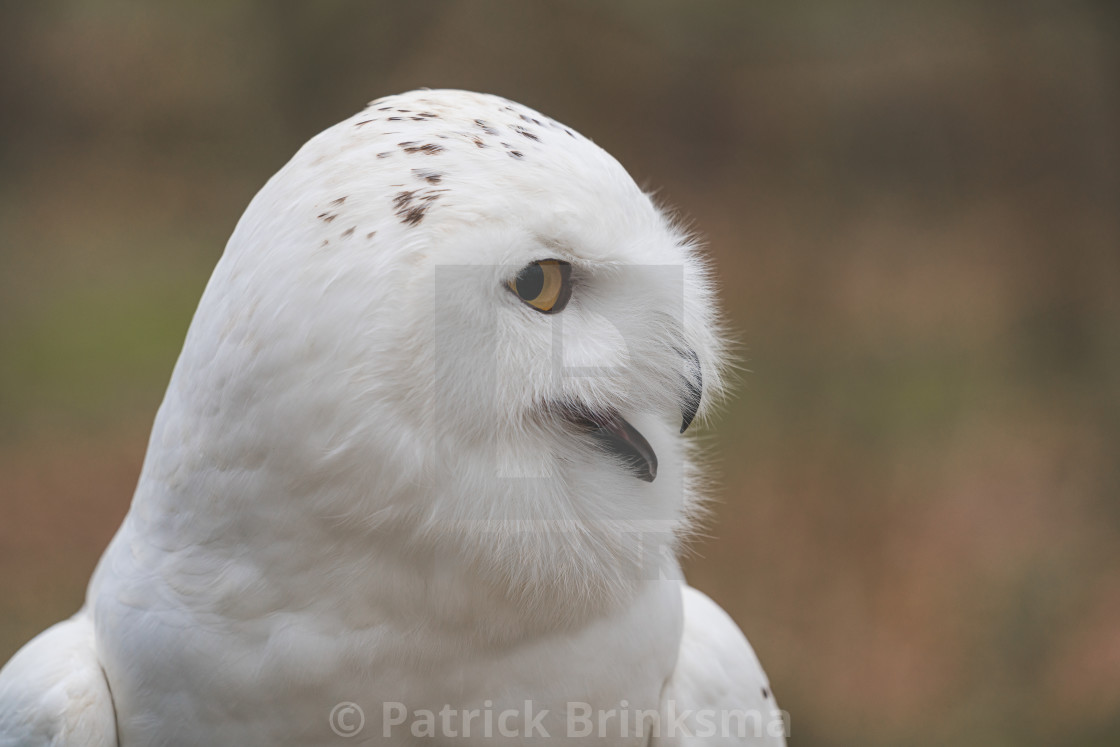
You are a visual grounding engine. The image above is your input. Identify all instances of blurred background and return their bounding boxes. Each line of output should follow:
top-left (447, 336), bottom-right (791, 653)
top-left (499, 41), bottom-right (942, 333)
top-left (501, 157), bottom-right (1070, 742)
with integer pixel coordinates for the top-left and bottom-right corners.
top-left (1, 1), bottom-right (1118, 744)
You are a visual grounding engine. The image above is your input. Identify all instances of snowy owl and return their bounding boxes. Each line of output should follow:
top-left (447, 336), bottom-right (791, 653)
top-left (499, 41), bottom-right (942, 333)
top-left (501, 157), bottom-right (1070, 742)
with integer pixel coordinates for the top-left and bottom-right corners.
top-left (0, 90), bottom-right (786, 745)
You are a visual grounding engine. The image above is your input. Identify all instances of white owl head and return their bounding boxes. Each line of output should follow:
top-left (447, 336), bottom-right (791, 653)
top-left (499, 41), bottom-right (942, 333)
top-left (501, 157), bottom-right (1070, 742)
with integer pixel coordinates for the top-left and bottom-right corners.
top-left (146, 90), bottom-right (730, 617)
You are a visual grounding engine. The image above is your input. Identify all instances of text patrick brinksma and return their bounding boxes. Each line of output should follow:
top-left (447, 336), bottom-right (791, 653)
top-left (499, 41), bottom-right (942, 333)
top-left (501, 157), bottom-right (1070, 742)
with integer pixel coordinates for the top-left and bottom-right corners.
top-left (330, 701), bottom-right (789, 739)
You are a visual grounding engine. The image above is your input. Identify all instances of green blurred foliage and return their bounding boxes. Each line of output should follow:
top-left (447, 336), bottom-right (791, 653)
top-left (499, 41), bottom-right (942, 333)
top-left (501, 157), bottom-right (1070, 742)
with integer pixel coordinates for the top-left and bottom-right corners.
top-left (1, 1), bottom-right (1118, 745)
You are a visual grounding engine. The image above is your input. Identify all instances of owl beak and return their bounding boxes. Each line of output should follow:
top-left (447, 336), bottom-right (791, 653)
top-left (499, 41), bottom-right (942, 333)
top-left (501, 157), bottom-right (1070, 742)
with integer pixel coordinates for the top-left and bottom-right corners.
top-left (679, 348), bottom-right (702, 434)
top-left (556, 347), bottom-right (699, 482)
top-left (564, 406), bottom-right (658, 483)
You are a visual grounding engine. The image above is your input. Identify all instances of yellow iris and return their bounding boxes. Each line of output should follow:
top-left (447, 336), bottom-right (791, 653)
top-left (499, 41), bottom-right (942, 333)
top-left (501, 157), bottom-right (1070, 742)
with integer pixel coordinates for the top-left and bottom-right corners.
top-left (508, 259), bottom-right (572, 313)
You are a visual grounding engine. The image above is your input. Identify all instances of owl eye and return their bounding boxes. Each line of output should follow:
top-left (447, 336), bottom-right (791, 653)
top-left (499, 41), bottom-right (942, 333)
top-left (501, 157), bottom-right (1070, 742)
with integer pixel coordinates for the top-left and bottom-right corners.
top-left (508, 259), bottom-right (572, 313)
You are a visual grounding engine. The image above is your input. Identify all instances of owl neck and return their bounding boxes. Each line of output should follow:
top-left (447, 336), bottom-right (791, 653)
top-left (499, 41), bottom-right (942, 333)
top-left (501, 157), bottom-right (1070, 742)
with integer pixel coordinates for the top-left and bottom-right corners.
top-left (123, 411), bottom-right (685, 645)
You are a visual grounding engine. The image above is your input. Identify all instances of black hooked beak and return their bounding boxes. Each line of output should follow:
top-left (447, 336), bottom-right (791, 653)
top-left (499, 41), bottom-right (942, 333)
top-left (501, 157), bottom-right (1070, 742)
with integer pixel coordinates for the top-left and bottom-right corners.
top-left (562, 405), bottom-right (658, 483)
top-left (554, 347), bottom-right (701, 484)
top-left (680, 348), bottom-right (702, 433)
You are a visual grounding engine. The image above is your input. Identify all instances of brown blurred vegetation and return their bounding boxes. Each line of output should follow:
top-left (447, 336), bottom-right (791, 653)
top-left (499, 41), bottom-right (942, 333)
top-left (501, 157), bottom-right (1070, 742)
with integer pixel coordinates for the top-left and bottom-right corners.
top-left (1, 2), bottom-right (1118, 745)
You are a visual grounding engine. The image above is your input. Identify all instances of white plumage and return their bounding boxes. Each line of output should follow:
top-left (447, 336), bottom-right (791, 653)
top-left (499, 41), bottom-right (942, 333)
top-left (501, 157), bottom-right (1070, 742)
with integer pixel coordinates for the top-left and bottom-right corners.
top-left (0, 90), bottom-right (786, 745)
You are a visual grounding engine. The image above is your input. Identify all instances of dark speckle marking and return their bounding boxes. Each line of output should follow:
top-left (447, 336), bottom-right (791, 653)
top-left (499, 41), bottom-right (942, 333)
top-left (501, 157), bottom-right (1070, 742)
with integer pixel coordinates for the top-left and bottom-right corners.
top-left (398, 141), bottom-right (419, 148)
top-left (342, 226), bottom-right (355, 238)
top-left (378, 106), bottom-right (393, 111)
top-left (471, 136), bottom-right (486, 148)
top-left (321, 239), bottom-right (329, 247)
top-left (498, 141), bottom-right (525, 159)
top-left (512, 125), bottom-right (540, 141)
top-left (393, 188), bottom-right (446, 226)
top-left (761, 687), bottom-right (770, 699)
top-left (366, 231), bottom-right (376, 239)
top-left (388, 116), bottom-right (404, 121)
top-left (398, 207), bottom-right (426, 226)
top-left (377, 151), bottom-right (393, 159)
top-left (329, 196), bottom-right (347, 206)
top-left (402, 143), bottom-right (444, 155)
top-left (474, 119), bottom-right (499, 135)
top-left (412, 169), bottom-right (443, 184)
top-left (355, 119), bottom-right (375, 128)
top-left (317, 212), bottom-right (337, 223)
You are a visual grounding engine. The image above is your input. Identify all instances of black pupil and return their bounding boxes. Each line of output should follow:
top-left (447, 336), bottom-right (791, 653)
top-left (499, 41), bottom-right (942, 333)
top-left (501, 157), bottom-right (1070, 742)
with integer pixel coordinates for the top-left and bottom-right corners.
top-left (515, 263), bottom-right (545, 300)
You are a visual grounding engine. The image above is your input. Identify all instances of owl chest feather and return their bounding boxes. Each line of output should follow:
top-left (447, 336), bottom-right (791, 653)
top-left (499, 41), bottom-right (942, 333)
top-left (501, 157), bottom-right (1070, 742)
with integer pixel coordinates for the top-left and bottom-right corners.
top-left (91, 516), bottom-right (683, 746)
